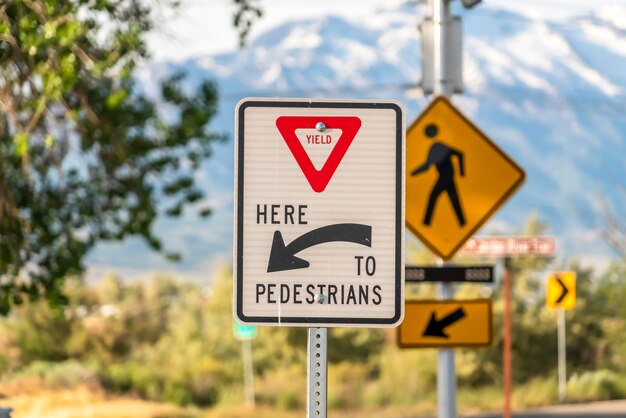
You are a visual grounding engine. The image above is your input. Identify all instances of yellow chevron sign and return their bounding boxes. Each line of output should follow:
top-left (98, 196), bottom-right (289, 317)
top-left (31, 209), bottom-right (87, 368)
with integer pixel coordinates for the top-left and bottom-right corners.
top-left (546, 272), bottom-right (576, 310)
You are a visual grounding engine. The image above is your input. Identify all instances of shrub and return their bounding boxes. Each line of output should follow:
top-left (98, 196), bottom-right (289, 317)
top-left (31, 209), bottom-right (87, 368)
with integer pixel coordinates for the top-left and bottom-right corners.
top-left (327, 361), bottom-right (370, 409)
top-left (98, 360), bottom-right (220, 406)
top-left (13, 359), bottom-right (97, 388)
top-left (567, 369), bottom-right (626, 402)
top-left (255, 365), bottom-right (306, 410)
top-left (513, 376), bottom-right (557, 408)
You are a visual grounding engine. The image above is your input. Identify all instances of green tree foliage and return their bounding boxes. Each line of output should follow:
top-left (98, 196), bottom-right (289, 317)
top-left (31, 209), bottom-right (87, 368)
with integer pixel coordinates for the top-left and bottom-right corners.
top-left (0, 273), bottom-right (230, 405)
top-left (448, 216), bottom-right (620, 387)
top-left (0, 0), bottom-right (223, 314)
top-left (233, 0), bottom-right (263, 47)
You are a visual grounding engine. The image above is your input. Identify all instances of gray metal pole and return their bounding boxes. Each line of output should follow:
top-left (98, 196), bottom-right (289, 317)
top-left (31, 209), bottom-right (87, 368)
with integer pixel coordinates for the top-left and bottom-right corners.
top-left (242, 338), bottom-right (256, 407)
top-left (558, 308), bottom-right (567, 403)
top-left (438, 281), bottom-right (457, 418)
top-left (307, 327), bottom-right (328, 418)
top-left (433, 0), bottom-right (452, 97)
top-left (434, 0), bottom-right (455, 413)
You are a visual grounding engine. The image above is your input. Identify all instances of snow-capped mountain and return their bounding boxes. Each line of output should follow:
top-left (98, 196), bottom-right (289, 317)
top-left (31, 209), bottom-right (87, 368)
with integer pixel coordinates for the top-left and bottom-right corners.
top-left (87, 2), bottom-right (626, 280)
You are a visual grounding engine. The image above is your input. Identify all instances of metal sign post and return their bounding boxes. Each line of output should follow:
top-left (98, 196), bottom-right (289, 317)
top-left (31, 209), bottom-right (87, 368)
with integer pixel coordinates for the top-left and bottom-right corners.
top-left (415, 0), bottom-right (524, 412)
top-left (242, 338), bottom-right (256, 407)
top-left (233, 321), bottom-right (257, 407)
top-left (557, 308), bottom-right (567, 403)
top-left (433, 0), bottom-right (456, 415)
top-left (307, 328), bottom-right (328, 418)
top-left (437, 282), bottom-right (456, 418)
top-left (503, 257), bottom-right (513, 418)
top-left (433, 0), bottom-right (456, 414)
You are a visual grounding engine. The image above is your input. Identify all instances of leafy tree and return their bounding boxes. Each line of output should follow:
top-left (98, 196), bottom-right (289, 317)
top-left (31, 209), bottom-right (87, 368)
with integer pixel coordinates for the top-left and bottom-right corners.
top-left (597, 192), bottom-right (625, 259)
top-left (0, 0), bottom-right (228, 314)
top-left (595, 261), bottom-right (626, 369)
top-left (233, 0), bottom-right (263, 46)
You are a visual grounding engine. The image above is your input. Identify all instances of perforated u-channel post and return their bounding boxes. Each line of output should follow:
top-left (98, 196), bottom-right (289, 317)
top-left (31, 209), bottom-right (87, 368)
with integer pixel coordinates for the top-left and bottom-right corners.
top-left (307, 327), bottom-right (328, 418)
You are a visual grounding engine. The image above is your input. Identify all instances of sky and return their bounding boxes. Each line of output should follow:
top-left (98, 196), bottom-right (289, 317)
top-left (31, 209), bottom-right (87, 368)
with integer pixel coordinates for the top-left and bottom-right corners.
top-left (148, 0), bottom-right (626, 62)
top-left (86, 0), bottom-right (626, 281)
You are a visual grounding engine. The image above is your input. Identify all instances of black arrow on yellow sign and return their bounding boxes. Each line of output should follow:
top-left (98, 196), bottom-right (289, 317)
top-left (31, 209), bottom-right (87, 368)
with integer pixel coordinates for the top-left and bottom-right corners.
top-left (423, 307), bottom-right (467, 338)
top-left (555, 274), bottom-right (569, 304)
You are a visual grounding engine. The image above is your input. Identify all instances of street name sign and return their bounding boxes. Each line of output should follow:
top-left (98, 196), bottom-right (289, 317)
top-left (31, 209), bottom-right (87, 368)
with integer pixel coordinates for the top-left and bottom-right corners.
top-left (234, 98), bottom-right (405, 327)
top-left (398, 299), bottom-right (493, 348)
top-left (462, 236), bottom-right (556, 257)
top-left (233, 321), bottom-right (257, 340)
top-left (406, 97), bottom-right (525, 260)
top-left (405, 265), bottom-right (493, 283)
top-left (546, 272), bottom-right (576, 310)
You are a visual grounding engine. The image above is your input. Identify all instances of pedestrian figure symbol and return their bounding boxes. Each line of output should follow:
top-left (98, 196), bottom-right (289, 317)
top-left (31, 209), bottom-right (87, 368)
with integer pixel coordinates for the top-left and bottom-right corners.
top-left (410, 123), bottom-right (466, 227)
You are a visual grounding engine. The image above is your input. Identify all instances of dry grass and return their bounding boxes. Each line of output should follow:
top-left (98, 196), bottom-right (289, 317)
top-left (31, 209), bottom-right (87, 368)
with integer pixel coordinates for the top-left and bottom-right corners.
top-left (1, 377), bottom-right (614, 418)
top-left (0, 387), bottom-right (437, 418)
top-left (199, 405), bottom-right (437, 418)
top-left (201, 405), bottom-right (299, 418)
top-left (1, 385), bottom-right (193, 418)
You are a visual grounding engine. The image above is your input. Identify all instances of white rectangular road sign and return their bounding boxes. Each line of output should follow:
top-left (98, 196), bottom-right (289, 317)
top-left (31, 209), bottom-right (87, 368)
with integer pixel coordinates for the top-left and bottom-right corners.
top-left (234, 98), bottom-right (405, 327)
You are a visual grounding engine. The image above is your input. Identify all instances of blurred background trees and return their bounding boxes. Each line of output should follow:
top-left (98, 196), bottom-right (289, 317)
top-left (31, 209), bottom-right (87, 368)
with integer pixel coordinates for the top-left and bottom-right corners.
top-left (0, 0), bottom-right (225, 313)
top-left (0, 243), bottom-right (624, 411)
top-left (0, 1), bottom-right (623, 415)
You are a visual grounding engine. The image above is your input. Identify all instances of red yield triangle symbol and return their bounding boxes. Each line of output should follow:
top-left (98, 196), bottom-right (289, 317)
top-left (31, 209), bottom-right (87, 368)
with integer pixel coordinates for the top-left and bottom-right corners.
top-left (276, 116), bottom-right (362, 192)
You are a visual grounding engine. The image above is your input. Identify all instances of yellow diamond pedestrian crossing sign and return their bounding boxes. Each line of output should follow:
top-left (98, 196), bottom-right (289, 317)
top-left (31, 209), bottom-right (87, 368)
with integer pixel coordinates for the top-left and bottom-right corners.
top-left (406, 97), bottom-right (525, 260)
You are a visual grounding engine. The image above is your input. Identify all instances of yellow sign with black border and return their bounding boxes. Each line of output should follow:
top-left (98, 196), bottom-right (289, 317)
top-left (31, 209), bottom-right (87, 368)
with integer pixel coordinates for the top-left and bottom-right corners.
top-left (398, 299), bottom-right (493, 348)
top-left (546, 272), bottom-right (576, 310)
top-left (406, 97), bottom-right (525, 260)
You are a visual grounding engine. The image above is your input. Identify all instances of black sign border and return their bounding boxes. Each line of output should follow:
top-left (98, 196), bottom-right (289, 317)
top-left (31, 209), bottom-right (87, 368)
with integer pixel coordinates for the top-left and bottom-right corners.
top-left (235, 99), bottom-right (404, 326)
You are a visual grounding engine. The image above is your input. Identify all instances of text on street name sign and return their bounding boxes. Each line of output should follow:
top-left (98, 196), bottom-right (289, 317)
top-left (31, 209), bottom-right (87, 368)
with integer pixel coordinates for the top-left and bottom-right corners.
top-left (405, 265), bottom-right (494, 283)
top-left (462, 236), bottom-right (556, 257)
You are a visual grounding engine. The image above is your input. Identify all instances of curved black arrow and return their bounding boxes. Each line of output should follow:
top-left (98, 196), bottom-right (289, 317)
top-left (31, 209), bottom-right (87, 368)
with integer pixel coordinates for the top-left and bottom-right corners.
top-left (423, 307), bottom-right (466, 338)
top-left (267, 223), bottom-right (372, 272)
top-left (555, 274), bottom-right (569, 304)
